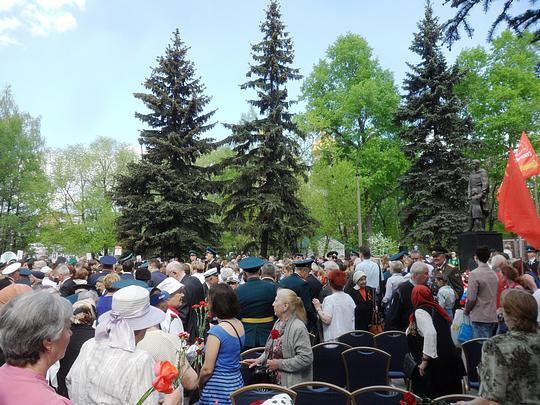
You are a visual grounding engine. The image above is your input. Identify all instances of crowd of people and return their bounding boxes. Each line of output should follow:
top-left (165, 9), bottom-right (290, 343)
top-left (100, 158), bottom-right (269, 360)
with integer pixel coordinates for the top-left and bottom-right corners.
top-left (0, 244), bottom-right (538, 404)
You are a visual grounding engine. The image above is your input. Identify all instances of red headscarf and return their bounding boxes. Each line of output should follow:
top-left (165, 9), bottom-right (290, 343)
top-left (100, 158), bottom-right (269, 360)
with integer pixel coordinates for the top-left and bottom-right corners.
top-left (410, 285), bottom-right (452, 324)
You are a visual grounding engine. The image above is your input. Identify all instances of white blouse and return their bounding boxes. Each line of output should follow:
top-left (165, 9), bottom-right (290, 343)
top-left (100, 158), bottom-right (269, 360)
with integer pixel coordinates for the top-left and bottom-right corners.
top-left (412, 308), bottom-right (438, 358)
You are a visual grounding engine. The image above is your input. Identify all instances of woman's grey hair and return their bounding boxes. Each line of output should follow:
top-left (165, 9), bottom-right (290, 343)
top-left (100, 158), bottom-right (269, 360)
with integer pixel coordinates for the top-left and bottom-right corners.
top-left (0, 290), bottom-right (72, 366)
top-left (490, 254), bottom-right (507, 271)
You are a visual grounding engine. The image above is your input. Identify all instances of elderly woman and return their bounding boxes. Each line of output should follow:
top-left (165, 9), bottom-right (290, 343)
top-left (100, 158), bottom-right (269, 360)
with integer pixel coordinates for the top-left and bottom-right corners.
top-left (345, 270), bottom-right (376, 330)
top-left (407, 285), bottom-right (465, 399)
top-left (67, 285), bottom-right (181, 405)
top-left (0, 291), bottom-right (73, 404)
top-left (245, 288), bottom-right (313, 387)
top-left (313, 270), bottom-right (355, 341)
top-left (57, 299), bottom-right (96, 399)
top-left (457, 289), bottom-right (540, 405)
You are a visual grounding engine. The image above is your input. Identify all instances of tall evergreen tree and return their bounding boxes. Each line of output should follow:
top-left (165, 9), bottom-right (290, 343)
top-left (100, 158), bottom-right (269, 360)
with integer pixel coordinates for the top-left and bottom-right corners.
top-left (396, 2), bottom-right (473, 248)
top-left (221, 0), bottom-right (312, 257)
top-left (114, 29), bottom-right (218, 258)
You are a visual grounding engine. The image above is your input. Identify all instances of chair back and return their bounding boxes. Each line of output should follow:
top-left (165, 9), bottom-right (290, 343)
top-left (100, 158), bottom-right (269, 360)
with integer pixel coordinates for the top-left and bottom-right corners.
top-left (337, 330), bottom-right (375, 347)
top-left (231, 384), bottom-right (296, 405)
top-left (312, 342), bottom-right (351, 387)
top-left (461, 338), bottom-right (487, 387)
top-left (351, 385), bottom-right (420, 405)
top-left (291, 381), bottom-right (351, 405)
top-left (342, 347), bottom-right (390, 391)
top-left (374, 331), bottom-right (407, 378)
top-left (240, 347), bottom-right (265, 385)
top-left (432, 394), bottom-right (479, 403)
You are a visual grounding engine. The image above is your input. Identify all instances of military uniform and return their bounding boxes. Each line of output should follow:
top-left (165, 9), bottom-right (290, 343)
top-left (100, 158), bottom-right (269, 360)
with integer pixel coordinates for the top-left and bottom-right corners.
top-left (236, 278), bottom-right (276, 349)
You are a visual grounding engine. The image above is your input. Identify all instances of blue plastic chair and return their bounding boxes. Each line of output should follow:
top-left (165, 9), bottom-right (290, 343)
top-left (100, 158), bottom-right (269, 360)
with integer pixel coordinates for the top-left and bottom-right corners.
top-left (312, 342), bottom-right (351, 387)
top-left (342, 347), bottom-right (390, 391)
top-left (461, 338), bottom-right (487, 391)
top-left (374, 330), bottom-right (408, 381)
top-left (337, 330), bottom-right (375, 348)
top-left (230, 384), bottom-right (296, 405)
top-left (291, 381), bottom-right (351, 405)
top-left (351, 385), bottom-right (420, 405)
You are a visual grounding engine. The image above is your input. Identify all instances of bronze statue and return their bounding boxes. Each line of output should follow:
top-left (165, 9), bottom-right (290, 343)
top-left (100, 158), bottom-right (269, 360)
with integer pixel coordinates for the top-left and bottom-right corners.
top-left (468, 159), bottom-right (489, 231)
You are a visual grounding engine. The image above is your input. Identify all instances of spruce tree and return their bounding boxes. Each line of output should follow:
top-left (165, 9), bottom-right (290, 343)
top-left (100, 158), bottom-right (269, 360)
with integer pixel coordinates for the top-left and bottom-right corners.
top-left (114, 29), bottom-right (218, 258)
top-left (221, 0), bottom-right (312, 257)
top-left (396, 2), bottom-right (473, 248)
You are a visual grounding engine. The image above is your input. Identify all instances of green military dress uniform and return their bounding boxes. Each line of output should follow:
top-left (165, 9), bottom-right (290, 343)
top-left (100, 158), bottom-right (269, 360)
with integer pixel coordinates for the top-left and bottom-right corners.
top-left (236, 278), bottom-right (276, 349)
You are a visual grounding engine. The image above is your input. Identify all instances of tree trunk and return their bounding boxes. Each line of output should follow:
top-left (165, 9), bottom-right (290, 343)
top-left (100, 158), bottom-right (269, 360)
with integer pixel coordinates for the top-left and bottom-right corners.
top-left (261, 229), bottom-right (269, 258)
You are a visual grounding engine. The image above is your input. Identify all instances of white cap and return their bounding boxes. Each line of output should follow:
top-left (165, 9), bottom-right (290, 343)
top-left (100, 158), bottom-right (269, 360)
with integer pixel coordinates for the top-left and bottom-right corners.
top-left (2, 262), bottom-right (21, 275)
top-left (156, 277), bottom-right (184, 295)
top-left (204, 268), bottom-right (218, 278)
top-left (40, 265), bottom-right (52, 274)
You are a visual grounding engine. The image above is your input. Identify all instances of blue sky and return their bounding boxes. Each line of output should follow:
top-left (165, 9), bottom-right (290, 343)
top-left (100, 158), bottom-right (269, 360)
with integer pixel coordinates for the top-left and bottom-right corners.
top-left (0, 0), bottom-right (517, 148)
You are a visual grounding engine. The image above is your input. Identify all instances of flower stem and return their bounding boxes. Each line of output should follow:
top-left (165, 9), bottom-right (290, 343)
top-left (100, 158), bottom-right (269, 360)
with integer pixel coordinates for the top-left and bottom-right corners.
top-left (135, 387), bottom-right (155, 405)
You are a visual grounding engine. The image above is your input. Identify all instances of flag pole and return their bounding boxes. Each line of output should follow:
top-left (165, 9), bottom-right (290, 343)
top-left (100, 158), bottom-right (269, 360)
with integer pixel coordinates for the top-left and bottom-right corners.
top-left (535, 176), bottom-right (539, 216)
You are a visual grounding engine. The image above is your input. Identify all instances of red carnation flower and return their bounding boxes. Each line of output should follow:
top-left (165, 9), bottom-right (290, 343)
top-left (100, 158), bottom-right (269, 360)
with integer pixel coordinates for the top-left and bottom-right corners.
top-left (199, 300), bottom-right (206, 306)
top-left (192, 304), bottom-right (200, 310)
top-left (402, 392), bottom-right (417, 405)
top-left (270, 329), bottom-right (280, 340)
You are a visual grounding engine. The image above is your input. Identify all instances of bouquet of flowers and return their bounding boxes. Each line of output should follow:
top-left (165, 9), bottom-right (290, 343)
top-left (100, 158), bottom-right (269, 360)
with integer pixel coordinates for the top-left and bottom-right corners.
top-left (192, 301), bottom-right (209, 371)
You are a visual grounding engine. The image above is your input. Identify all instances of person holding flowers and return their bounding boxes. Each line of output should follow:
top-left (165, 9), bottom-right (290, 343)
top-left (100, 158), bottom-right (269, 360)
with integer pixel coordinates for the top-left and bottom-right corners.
top-left (244, 288), bottom-right (313, 387)
top-left (199, 284), bottom-right (245, 405)
top-left (66, 285), bottom-right (182, 404)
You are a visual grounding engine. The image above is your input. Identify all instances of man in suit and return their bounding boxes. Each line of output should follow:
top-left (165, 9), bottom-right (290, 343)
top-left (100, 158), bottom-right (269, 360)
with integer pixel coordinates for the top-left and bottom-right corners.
top-left (280, 258), bottom-right (317, 334)
top-left (166, 261), bottom-right (204, 343)
top-left (202, 267), bottom-right (219, 298)
top-left (235, 256), bottom-right (277, 349)
top-left (306, 261), bottom-right (323, 300)
top-left (384, 261), bottom-right (429, 331)
top-left (204, 247), bottom-right (220, 272)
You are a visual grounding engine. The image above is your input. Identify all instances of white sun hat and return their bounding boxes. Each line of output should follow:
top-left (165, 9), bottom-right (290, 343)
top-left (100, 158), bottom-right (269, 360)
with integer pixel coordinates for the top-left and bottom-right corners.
top-left (2, 262), bottom-right (21, 275)
top-left (96, 285), bottom-right (165, 352)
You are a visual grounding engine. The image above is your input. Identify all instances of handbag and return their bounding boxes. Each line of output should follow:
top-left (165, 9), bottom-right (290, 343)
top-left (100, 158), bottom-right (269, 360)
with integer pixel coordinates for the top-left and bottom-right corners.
top-left (368, 291), bottom-right (384, 335)
top-left (403, 352), bottom-right (417, 379)
top-left (249, 364), bottom-right (278, 384)
top-left (457, 314), bottom-right (473, 344)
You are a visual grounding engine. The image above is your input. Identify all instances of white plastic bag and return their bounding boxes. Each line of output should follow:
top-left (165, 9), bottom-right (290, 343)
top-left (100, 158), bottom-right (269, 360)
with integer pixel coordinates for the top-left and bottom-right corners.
top-left (451, 308), bottom-right (464, 346)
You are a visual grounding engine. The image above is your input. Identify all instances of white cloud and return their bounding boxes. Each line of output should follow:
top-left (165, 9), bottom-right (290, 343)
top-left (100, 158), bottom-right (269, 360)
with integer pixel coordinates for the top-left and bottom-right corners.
top-left (0, 0), bottom-right (85, 46)
top-left (0, 0), bottom-right (25, 12)
top-left (22, 5), bottom-right (77, 36)
top-left (0, 16), bottom-right (21, 33)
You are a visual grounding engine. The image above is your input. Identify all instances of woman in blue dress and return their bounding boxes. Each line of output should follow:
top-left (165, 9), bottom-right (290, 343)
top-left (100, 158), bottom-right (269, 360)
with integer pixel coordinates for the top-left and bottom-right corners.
top-left (199, 284), bottom-right (245, 405)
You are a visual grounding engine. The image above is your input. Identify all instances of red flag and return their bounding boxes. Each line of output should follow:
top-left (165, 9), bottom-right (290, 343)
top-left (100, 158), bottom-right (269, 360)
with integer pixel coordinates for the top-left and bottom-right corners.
top-left (498, 149), bottom-right (540, 248)
top-left (514, 131), bottom-right (540, 179)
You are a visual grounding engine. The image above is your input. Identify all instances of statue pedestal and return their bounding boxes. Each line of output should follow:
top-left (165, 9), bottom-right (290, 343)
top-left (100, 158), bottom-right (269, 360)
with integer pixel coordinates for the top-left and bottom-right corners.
top-left (457, 232), bottom-right (503, 271)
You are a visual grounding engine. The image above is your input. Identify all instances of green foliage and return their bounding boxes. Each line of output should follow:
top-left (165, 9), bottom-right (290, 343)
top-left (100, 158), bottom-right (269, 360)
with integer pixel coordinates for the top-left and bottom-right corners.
top-left (39, 137), bottom-right (137, 255)
top-left (367, 232), bottom-right (399, 256)
top-left (396, 3), bottom-right (473, 249)
top-left (220, 0), bottom-right (312, 257)
top-left (298, 32), bottom-right (404, 242)
top-left (456, 30), bottom-right (540, 228)
top-left (0, 86), bottom-right (48, 253)
top-left (303, 139), bottom-right (409, 247)
top-left (113, 29), bottom-right (219, 259)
